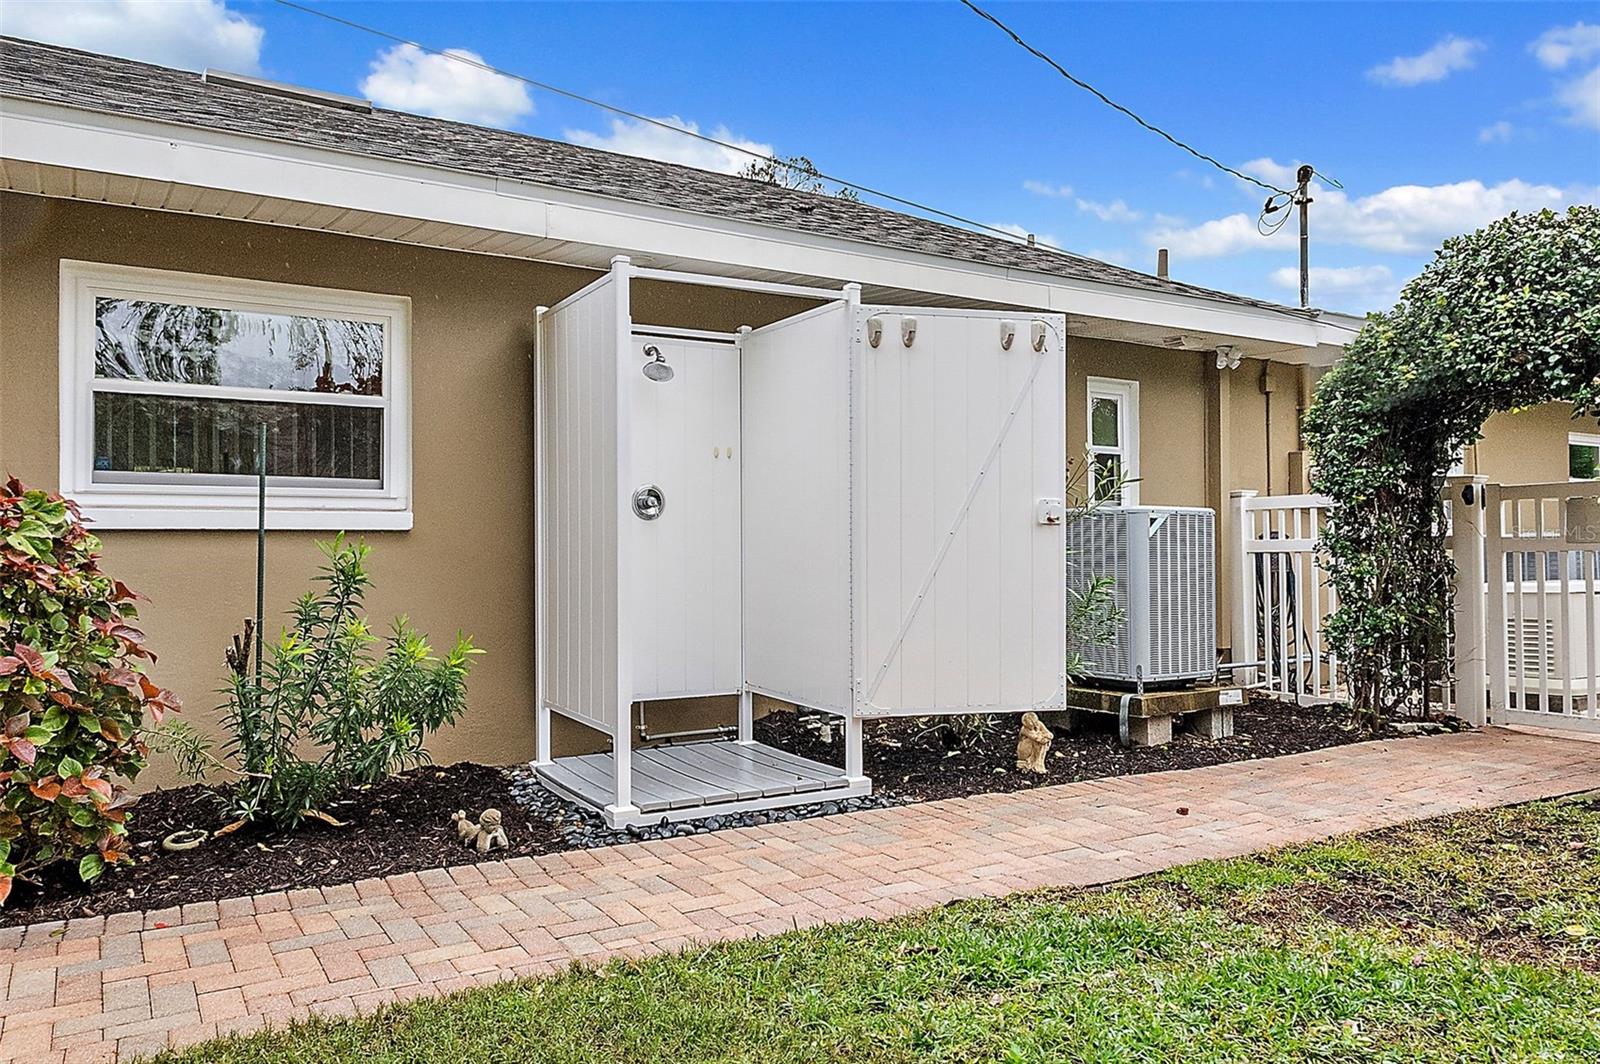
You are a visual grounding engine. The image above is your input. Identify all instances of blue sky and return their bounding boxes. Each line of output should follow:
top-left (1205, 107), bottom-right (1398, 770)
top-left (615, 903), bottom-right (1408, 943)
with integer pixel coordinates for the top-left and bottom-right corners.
top-left (4, 1), bottom-right (1597, 313)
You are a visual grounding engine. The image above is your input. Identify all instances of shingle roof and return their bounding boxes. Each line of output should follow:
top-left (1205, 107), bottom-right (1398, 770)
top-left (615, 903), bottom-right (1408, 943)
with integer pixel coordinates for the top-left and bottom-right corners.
top-left (0, 34), bottom-right (1313, 319)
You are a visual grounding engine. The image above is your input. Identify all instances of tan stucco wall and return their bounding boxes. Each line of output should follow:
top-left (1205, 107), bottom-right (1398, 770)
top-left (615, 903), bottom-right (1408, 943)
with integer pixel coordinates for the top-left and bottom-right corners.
top-left (0, 194), bottom-right (809, 786)
top-left (1467, 402), bottom-right (1599, 483)
top-left (1227, 359), bottom-right (1314, 499)
top-left (1065, 338), bottom-right (1209, 507)
top-left (1065, 344), bottom-right (1315, 507)
top-left (1, 194), bottom-right (1347, 783)
top-left (1065, 341), bottom-right (1315, 645)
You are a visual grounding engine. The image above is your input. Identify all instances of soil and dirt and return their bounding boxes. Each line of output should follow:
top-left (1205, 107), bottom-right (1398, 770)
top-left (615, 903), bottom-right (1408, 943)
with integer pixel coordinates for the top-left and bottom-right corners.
top-left (1173, 792), bottom-right (1600, 971)
top-left (3, 762), bottom-right (562, 927)
top-left (3, 697), bottom-right (1417, 927)
top-left (756, 695), bottom-right (1415, 803)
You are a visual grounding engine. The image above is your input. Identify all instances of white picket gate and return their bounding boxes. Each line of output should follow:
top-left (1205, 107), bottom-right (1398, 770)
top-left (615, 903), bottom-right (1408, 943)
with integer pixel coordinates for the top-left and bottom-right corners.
top-left (1456, 478), bottom-right (1600, 732)
top-left (1228, 490), bottom-right (1346, 703)
top-left (1228, 477), bottom-right (1600, 730)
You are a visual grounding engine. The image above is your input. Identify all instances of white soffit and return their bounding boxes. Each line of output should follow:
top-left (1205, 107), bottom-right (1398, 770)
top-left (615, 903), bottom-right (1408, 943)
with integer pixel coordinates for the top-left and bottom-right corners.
top-left (0, 98), bottom-right (1352, 363)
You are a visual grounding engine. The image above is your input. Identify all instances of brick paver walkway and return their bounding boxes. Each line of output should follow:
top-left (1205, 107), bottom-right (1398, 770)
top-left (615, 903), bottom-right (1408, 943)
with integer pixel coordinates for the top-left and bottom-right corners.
top-left (4, 728), bottom-right (1598, 1062)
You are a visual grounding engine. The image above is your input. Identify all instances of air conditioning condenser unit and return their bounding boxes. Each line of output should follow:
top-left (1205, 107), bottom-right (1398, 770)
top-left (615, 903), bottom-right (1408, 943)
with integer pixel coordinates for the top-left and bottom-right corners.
top-left (1065, 505), bottom-right (1216, 686)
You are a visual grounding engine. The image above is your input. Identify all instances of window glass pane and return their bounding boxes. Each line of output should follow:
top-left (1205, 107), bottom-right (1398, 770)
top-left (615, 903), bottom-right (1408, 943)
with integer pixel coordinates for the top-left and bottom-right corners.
top-left (1571, 443), bottom-right (1598, 480)
top-left (1092, 453), bottom-right (1122, 502)
top-left (93, 393), bottom-right (383, 484)
top-left (95, 297), bottom-right (384, 395)
top-left (1090, 396), bottom-right (1120, 448)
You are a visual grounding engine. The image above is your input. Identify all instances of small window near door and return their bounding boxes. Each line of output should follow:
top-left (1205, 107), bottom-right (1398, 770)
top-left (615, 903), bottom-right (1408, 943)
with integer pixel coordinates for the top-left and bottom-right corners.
top-left (1572, 433), bottom-right (1600, 480)
top-left (1086, 377), bottom-right (1139, 505)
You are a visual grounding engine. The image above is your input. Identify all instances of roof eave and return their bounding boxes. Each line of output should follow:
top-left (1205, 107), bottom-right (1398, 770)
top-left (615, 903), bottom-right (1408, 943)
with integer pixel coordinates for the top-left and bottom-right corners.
top-left (0, 92), bottom-right (1349, 360)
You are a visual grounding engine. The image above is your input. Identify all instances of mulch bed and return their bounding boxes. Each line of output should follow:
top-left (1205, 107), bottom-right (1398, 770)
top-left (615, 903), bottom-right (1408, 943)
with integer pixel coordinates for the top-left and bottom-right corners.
top-left (3, 762), bottom-right (564, 928)
top-left (756, 696), bottom-right (1413, 803)
top-left (4, 697), bottom-right (1412, 927)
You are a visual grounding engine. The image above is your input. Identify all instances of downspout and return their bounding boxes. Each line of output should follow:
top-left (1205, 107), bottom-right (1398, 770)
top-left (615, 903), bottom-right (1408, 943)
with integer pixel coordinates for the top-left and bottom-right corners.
top-left (1295, 365), bottom-right (1313, 452)
top-left (1260, 362), bottom-right (1274, 496)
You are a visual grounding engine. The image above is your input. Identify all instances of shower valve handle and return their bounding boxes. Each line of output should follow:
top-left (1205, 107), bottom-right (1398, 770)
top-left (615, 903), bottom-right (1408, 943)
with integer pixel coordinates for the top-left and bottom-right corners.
top-left (632, 485), bottom-right (665, 520)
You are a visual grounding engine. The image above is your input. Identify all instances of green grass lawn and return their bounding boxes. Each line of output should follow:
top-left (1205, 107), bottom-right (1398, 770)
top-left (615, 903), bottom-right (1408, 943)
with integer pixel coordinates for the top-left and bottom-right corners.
top-left (160, 796), bottom-right (1600, 1063)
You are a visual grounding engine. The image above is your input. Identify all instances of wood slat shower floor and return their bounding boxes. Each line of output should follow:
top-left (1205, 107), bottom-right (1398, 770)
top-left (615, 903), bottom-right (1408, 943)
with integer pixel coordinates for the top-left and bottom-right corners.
top-left (535, 739), bottom-right (856, 821)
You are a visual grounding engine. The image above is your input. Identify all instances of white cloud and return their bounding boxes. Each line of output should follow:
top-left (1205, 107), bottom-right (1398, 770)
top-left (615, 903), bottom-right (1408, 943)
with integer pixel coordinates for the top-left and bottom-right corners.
top-left (1023, 180), bottom-right (1074, 198)
top-left (1148, 165), bottom-right (1600, 258)
top-left (1174, 169), bottom-right (1217, 190)
top-left (1477, 120), bottom-right (1515, 143)
top-left (565, 115), bottom-right (772, 174)
top-left (1269, 264), bottom-right (1401, 313)
top-left (1367, 35), bottom-right (1485, 86)
top-left (1239, 157), bottom-right (1299, 188)
top-left (1555, 65), bottom-right (1600, 129)
top-left (1270, 264), bottom-right (1393, 292)
top-left (0, 0), bottom-right (263, 72)
top-left (1075, 197), bottom-right (1143, 223)
top-left (1149, 214), bottom-right (1265, 258)
top-left (1526, 24), bottom-right (1600, 130)
top-left (1531, 22), bottom-right (1600, 69)
top-left (361, 44), bottom-right (533, 127)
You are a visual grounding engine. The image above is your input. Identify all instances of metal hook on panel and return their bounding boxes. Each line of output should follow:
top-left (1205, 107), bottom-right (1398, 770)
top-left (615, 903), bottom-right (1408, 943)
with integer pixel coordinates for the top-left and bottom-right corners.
top-left (1000, 320), bottom-right (1017, 351)
top-left (901, 316), bottom-right (917, 348)
top-left (1030, 320), bottom-right (1047, 353)
top-left (866, 315), bottom-right (884, 349)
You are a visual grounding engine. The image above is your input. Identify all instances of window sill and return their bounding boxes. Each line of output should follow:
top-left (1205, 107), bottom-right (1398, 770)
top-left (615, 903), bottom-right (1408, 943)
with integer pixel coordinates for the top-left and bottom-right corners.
top-left (75, 504), bottom-right (414, 531)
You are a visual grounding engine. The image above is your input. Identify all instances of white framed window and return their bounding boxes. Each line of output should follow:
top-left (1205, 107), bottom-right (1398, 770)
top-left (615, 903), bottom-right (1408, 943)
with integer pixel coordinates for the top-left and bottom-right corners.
top-left (59, 261), bottom-right (412, 530)
top-left (1086, 376), bottom-right (1139, 505)
top-left (1572, 432), bottom-right (1600, 481)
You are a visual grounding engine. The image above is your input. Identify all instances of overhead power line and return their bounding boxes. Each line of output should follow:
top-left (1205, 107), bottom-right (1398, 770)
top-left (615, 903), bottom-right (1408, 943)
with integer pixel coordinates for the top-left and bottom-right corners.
top-left (271, 0), bottom-right (1081, 256)
top-left (958, 0), bottom-right (1293, 197)
top-left (958, 0), bottom-right (1349, 307)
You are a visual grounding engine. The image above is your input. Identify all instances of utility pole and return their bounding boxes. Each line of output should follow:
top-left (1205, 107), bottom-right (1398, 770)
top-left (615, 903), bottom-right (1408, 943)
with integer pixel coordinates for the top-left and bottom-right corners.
top-left (1295, 164), bottom-right (1314, 308)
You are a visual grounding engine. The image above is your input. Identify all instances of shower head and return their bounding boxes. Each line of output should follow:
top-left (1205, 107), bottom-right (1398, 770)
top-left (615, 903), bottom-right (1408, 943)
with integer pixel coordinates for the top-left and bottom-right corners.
top-left (642, 344), bottom-right (674, 381)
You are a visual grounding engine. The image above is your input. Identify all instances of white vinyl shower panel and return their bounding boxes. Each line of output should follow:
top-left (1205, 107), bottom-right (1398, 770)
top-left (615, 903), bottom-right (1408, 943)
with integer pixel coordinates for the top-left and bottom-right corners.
top-left (742, 304), bottom-right (1068, 718)
top-left (856, 309), bottom-right (1067, 717)
top-left (535, 260), bottom-right (1065, 824)
top-left (536, 272), bottom-right (622, 737)
top-left (628, 334), bottom-right (742, 700)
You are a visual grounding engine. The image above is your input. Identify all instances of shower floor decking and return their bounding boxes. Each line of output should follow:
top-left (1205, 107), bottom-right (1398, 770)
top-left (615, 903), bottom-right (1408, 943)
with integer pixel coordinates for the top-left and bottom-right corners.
top-left (535, 739), bottom-right (867, 824)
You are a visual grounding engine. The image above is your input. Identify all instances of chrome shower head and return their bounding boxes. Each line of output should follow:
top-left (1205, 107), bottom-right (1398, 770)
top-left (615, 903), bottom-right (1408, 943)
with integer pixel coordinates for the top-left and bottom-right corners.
top-left (642, 344), bottom-right (674, 381)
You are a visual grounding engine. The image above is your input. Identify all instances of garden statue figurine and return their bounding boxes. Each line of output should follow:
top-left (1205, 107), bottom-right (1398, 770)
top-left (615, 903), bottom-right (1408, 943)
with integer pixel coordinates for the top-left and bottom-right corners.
top-left (1015, 712), bottom-right (1053, 774)
top-left (452, 808), bottom-right (509, 853)
top-left (473, 808), bottom-right (508, 853)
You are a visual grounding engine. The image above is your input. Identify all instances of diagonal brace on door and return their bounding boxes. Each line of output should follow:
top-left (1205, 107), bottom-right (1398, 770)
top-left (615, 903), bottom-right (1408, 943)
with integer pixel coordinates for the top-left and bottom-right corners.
top-left (863, 326), bottom-right (1058, 705)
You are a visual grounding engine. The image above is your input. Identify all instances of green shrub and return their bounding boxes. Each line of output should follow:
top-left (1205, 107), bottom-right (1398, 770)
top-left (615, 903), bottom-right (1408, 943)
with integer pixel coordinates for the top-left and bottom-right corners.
top-left (1304, 205), bottom-right (1600, 725)
top-left (0, 477), bottom-right (179, 904)
top-left (165, 534), bottom-right (481, 829)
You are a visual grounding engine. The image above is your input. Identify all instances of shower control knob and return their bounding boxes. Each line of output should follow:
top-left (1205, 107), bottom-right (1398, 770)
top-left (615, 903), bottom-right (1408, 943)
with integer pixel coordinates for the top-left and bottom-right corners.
top-left (632, 485), bottom-right (666, 520)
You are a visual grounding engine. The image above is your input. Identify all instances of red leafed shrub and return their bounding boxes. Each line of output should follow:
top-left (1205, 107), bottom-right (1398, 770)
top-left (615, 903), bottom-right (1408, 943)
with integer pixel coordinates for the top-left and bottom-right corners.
top-left (0, 476), bottom-right (179, 904)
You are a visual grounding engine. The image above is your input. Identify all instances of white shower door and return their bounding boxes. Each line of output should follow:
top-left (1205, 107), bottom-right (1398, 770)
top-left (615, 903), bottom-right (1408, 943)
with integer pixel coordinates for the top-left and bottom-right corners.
top-left (628, 334), bottom-right (743, 700)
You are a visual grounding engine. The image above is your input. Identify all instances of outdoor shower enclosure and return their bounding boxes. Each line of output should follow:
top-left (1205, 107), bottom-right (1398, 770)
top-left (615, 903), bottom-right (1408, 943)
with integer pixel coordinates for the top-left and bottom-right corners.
top-left (534, 258), bottom-right (1067, 827)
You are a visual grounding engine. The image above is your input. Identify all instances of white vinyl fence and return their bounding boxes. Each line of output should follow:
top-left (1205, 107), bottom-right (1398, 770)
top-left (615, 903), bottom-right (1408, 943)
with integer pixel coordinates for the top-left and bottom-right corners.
top-left (1228, 476), bottom-right (1600, 733)
top-left (1470, 478), bottom-right (1600, 732)
top-left (1228, 490), bottom-right (1345, 704)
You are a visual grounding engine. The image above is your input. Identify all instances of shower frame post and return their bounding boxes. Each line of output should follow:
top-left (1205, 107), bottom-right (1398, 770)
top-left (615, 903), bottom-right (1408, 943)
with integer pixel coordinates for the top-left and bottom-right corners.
top-left (608, 255), bottom-right (638, 821)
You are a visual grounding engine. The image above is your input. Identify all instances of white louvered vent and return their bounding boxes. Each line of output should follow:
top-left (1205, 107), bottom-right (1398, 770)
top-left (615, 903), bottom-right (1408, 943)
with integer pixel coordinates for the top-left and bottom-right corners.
top-left (1065, 506), bottom-right (1216, 685)
top-left (1506, 618), bottom-right (1558, 678)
